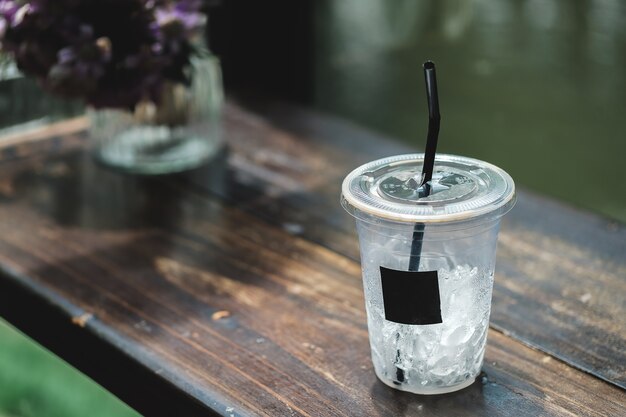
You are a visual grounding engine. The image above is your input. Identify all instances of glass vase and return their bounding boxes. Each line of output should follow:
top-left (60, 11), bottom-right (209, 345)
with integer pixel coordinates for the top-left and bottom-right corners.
top-left (88, 53), bottom-right (223, 174)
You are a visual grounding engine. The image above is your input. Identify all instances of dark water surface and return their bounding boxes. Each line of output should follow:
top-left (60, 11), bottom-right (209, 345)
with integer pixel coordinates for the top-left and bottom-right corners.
top-left (314, 0), bottom-right (625, 222)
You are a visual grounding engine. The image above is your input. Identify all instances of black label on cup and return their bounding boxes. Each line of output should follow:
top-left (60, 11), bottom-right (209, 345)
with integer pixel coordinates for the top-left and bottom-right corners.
top-left (380, 267), bottom-right (442, 325)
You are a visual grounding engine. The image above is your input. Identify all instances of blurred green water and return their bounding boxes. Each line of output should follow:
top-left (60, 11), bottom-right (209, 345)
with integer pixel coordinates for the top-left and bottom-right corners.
top-left (0, 320), bottom-right (139, 417)
top-left (315, 0), bottom-right (626, 223)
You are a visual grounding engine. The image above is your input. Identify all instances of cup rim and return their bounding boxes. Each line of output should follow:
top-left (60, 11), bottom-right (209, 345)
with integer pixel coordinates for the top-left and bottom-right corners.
top-left (341, 153), bottom-right (516, 224)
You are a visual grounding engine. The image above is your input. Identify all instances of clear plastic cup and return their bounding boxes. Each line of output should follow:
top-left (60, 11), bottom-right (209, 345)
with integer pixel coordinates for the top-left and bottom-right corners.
top-left (341, 153), bottom-right (515, 395)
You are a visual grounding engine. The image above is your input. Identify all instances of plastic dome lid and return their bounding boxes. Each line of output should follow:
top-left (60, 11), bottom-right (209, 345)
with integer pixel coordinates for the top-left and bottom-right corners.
top-left (341, 154), bottom-right (516, 224)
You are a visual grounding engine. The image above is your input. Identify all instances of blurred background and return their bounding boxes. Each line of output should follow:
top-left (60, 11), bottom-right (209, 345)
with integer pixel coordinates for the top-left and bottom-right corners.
top-left (211, 0), bottom-right (625, 223)
top-left (1, 0), bottom-right (624, 415)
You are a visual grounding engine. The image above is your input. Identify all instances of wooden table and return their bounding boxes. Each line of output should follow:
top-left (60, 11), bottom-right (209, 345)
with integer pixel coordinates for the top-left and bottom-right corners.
top-left (0, 100), bottom-right (624, 416)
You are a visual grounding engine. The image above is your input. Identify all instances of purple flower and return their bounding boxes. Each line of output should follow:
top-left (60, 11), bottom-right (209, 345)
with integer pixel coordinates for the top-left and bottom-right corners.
top-left (0, 0), bottom-right (209, 109)
top-left (0, 1), bottom-right (20, 23)
top-left (0, 16), bottom-right (6, 40)
top-left (155, 6), bottom-right (205, 37)
top-left (46, 36), bottom-right (112, 96)
top-left (153, 1), bottom-right (205, 54)
top-left (0, 1), bottom-right (33, 36)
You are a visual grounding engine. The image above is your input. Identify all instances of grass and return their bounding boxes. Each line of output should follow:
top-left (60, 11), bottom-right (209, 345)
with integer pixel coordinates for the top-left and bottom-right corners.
top-left (0, 319), bottom-right (140, 417)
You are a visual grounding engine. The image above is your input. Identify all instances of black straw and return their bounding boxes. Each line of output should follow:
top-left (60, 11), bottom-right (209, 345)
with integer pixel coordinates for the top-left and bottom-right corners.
top-left (408, 61), bottom-right (441, 272)
top-left (394, 61), bottom-right (442, 385)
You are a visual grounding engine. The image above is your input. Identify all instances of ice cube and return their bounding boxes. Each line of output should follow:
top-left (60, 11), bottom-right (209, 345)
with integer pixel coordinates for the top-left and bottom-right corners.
top-left (443, 325), bottom-right (471, 346)
top-left (365, 263), bottom-right (493, 392)
top-left (429, 355), bottom-right (460, 378)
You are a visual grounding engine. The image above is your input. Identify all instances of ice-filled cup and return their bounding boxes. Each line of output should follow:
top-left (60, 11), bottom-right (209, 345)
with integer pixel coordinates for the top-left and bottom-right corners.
top-left (341, 154), bottom-right (516, 395)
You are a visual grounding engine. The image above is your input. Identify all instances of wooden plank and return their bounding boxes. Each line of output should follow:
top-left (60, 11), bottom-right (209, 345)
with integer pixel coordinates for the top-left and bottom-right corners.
top-left (0, 267), bottom-right (217, 417)
top-left (0, 116), bottom-right (87, 148)
top-left (0, 147), bottom-right (623, 416)
top-left (494, 191), bottom-right (626, 387)
top-left (177, 99), bottom-right (626, 388)
top-left (0, 117), bottom-right (87, 161)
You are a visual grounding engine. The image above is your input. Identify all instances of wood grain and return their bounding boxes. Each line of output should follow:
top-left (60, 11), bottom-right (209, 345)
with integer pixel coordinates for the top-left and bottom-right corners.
top-left (0, 117), bottom-right (87, 161)
top-left (199, 99), bottom-right (626, 388)
top-left (0, 102), bottom-right (623, 416)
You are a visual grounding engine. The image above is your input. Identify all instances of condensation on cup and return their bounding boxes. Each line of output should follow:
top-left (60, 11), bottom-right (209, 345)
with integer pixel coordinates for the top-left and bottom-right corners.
top-left (341, 153), bottom-right (516, 394)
